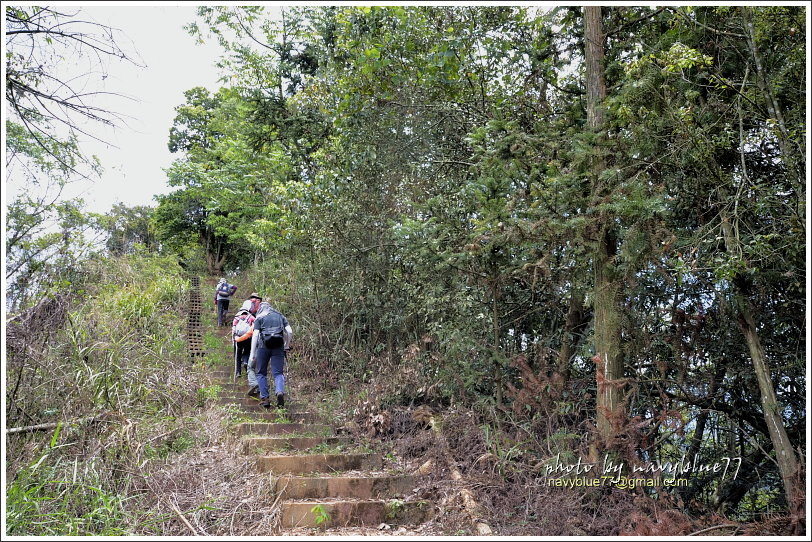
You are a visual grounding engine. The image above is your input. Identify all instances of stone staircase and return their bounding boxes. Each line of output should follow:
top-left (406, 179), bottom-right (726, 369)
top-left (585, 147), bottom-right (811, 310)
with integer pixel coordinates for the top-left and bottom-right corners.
top-left (205, 343), bottom-right (433, 531)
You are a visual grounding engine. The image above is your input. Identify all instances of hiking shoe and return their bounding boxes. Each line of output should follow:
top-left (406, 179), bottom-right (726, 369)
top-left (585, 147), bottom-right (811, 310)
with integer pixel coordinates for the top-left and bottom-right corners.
top-left (260, 399), bottom-right (271, 409)
top-left (246, 386), bottom-right (259, 398)
top-left (276, 393), bottom-right (285, 408)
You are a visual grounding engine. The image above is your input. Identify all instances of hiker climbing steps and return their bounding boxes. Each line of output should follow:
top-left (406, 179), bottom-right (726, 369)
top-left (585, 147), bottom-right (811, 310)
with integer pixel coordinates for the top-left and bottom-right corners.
top-left (202, 309), bottom-right (434, 531)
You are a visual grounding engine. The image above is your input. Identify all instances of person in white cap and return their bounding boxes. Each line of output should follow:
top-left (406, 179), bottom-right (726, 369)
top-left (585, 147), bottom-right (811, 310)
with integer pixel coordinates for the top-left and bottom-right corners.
top-left (213, 278), bottom-right (237, 326)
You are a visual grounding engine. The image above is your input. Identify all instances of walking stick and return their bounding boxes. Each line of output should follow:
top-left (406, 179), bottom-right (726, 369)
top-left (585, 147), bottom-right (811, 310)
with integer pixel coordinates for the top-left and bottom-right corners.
top-left (284, 348), bottom-right (291, 406)
top-left (233, 338), bottom-right (238, 383)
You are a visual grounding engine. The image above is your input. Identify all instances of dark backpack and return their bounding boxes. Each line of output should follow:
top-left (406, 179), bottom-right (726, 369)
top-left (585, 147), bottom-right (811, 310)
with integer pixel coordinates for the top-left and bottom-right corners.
top-left (217, 282), bottom-right (232, 297)
top-left (258, 311), bottom-right (285, 348)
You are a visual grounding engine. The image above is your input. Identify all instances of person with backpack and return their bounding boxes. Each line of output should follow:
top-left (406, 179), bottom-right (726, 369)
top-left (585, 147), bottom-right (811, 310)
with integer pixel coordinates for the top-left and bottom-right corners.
top-left (231, 306), bottom-right (255, 378)
top-left (249, 301), bottom-right (293, 409)
top-left (235, 300), bottom-right (261, 396)
top-left (214, 278), bottom-right (238, 327)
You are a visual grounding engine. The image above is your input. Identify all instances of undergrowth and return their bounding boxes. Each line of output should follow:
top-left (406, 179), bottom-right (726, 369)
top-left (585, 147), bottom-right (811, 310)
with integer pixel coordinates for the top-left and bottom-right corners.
top-left (4, 254), bottom-right (207, 535)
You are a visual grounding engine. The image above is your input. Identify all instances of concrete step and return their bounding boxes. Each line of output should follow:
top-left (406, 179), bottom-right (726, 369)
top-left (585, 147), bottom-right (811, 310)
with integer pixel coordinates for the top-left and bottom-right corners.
top-left (213, 383), bottom-right (252, 391)
top-left (227, 411), bottom-right (324, 424)
top-left (237, 422), bottom-right (333, 437)
top-left (213, 400), bottom-right (314, 418)
top-left (275, 475), bottom-right (419, 500)
top-left (279, 499), bottom-right (432, 528)
top-left (256, 453), bottom-right (382, 474)
top-left (243, 436), bottom-right (351, 454)
top-left (217, 398), bottom-right (310, 408)
top-left (210, 370), bottom-right (253, 377)
top-left (212, 397), bottom-right (305, 410)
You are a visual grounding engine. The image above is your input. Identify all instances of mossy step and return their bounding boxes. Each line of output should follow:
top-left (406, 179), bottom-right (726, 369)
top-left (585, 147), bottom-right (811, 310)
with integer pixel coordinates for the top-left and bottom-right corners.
top-left (215, 394), bottom-right (308, 404)
top-left (280, 499), bottom-right (432, 528)
top-left (237, 422), bottom-right (333, 437)
top-left (212, 397), bottom-right (306, 410)
top-left (214, 384), bottom-right (253, 391)
top-left (227, 411), bottom-right (323, 424)
top-left (215, 403), bottom-right (314, 418)
top-left (275, 475), bottom-right (419, 500)
top-left (256, 453), bottom-right (382, 474)
top-left (242, 436), bottom-right (351, 454)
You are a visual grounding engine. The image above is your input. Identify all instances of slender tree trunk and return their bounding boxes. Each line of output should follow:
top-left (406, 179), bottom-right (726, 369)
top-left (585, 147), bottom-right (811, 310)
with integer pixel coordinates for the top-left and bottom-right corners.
top-left (491, 279), bottom-right (503, 406)
top-left (584, 7), bottom-right (606, 132)
top-left (584, 6), bottom-right (624, 448)
top-left (736, 294), bottom-right (802, 530)
top-left (720, 215), bottom-right (803, 532)
top-left (557, 289), bottom-right (586, 383)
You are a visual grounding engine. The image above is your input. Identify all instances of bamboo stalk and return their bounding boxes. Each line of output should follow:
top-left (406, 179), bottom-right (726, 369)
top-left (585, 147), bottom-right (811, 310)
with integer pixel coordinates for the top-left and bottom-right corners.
top-left (687, 523), bottom-right (740, 536)
top-left (169, 498), bottom-right (200, 536)
top-left (6, 415), bottom-right (103, 435)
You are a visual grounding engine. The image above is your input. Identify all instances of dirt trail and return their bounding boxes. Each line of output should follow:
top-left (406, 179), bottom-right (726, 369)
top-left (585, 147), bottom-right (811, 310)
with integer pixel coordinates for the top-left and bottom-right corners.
top-left (189, 276), bottom-right (443, 535)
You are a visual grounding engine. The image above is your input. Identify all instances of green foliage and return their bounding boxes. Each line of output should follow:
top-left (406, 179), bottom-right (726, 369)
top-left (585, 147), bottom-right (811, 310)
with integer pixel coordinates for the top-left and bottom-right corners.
top-left (311, 503), bottom-right (331, 528)
top-left (203, 331), bottom-right (222, 351)
top-left (5, 252), bottom-right (211, 535)
top-left (385, 499), bottom-right (405, 520)
top-left (5, 451), bottom-right (134, 536)
top-left (198, 384), bottom-right (223, 400)
top-left (142, 430), bottom-right (197, 460)
top-left (146, 4), bottom-right (807, 525)
top-left (310, 441), bottom-right (345, 454)
top-left (5, 181), bottom-right (96, 311)
top-left (91, 203), bottom-right (157, 256)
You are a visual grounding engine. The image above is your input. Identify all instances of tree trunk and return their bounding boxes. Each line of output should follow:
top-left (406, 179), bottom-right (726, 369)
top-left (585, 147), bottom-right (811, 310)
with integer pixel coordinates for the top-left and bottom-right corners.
top-left (557, 289), bottom-right (586, 383)
top-left (737, 296), bottom-right (802, 530)
top-left (491, 279), bottom-right (503, 406)
top-left (593, 227), bottom-right (624, 443)
top-left (584, 7), bottom-right (606, 132)
top-left (720, 215), bottom-right (803, 532)
top-left (584, 6), bottom-right (624, 447)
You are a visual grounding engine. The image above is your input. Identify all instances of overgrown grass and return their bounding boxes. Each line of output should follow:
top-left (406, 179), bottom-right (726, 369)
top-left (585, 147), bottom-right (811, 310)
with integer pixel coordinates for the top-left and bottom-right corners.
top-left (5, 425), bottom-right (138, 535)
top-left (4, 254), bottom-right (210, 535)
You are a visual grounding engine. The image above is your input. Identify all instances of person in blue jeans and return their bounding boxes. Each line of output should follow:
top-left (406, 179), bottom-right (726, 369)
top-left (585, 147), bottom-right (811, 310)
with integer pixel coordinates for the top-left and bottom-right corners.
top-left (249, 301), bottom-right (293, 408)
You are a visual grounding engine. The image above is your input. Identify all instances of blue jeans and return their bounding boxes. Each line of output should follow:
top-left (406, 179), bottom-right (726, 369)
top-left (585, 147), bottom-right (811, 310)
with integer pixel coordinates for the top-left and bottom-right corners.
top-left (255, 338), bottom-right (285, 400)
top-left (216, 298), bottom-right (230, 326)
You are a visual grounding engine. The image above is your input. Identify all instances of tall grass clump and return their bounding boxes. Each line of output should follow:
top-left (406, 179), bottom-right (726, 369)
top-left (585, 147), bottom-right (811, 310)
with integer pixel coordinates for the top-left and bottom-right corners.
top-left (5, 253), bottom-right (204, 535)
top-left (6, 424), bottom-right (136, 535)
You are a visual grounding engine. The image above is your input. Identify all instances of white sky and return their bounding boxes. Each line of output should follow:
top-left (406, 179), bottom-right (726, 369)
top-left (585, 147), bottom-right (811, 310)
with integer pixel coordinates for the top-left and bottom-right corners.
top-left (58, 5), bottom-right (226, 213)
top-left (5, 1), bottom-right (556, 215)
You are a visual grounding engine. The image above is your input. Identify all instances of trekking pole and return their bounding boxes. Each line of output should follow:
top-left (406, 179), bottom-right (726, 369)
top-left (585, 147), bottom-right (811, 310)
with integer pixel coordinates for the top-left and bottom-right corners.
top-left (232, 339), bottom-right (238, 384)
top-left (284, 348), bottom-right (291, 407)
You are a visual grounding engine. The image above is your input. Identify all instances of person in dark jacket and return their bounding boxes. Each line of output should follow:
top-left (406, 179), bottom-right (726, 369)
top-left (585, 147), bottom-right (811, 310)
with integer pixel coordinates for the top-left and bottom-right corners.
top-left (249, 301), bottom-right (293, 408)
